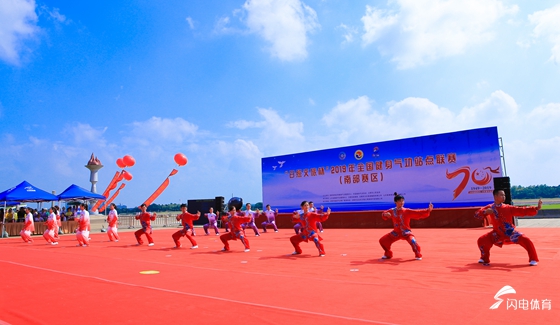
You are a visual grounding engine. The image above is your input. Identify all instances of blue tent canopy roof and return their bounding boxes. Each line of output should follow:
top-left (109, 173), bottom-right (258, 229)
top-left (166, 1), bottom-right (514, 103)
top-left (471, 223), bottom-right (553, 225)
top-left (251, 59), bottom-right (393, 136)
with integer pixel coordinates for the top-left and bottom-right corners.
top-left (0, 181), bottom-right (58, 202)
top-left (57, 184), bottom-right (106, 201)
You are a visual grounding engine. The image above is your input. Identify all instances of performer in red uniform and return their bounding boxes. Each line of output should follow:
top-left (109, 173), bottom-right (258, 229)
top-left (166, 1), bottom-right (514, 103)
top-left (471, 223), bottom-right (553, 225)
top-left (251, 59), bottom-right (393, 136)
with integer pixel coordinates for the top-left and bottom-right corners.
top-left (290, 201), bottom-right (330, 257)
top-left (172, 204), bottom-right (200, 249)
top-left (379, 193), bottom-right (433, 260)
top-left (474, 189), bottom-right (542, 266)
top-left (134, 204), bottom-right (156, 246)
top-left (219, 206), bottom-right (252, 252)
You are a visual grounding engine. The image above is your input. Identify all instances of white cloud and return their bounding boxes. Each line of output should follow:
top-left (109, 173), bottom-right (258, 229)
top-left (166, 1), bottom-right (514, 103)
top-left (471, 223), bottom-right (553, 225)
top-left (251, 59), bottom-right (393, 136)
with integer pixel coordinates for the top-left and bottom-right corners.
top-left (214, 16), bottom-right (234, 34)
top-left (456, 90), bottom-right (518, 126)
top-left (229, 107), bottom-right (305, 156)
top-left (0, 0), bottom-right (39, 64)
top-left (227, 119), bottom-right (265, 129)
top-left (505, 137), bottom-right (560, 186)
top-left (64, 123), bottom-right (108, 146)
top-left (320, 92), bottom-right (560, 186)
top-left (233, 139), bottom-right (262, 160)
top-left (529, 4), bottom-right (560, 64)
top-left (186, 16), bottom-right (195, 30)
top-left (361, 0), bottom-right (518, 69)
top-left (322, 96), bottom-right (387, 143)
top-left (40, 5), bottom-right (68, 24)
top-left (127, 117), bottom-right (198, 145)
top-left (242, 0), bottom-right (320, 61)
top-left (321, 91), bottom-right (522, 146)
top-left (337, 23), bottom-right (358, 45)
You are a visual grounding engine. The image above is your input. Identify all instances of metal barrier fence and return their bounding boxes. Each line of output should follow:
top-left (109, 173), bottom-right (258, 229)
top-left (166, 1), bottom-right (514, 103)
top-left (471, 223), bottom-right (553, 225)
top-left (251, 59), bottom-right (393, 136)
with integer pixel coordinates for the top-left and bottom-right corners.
top-left (117, 214), bottom-right (182, 229)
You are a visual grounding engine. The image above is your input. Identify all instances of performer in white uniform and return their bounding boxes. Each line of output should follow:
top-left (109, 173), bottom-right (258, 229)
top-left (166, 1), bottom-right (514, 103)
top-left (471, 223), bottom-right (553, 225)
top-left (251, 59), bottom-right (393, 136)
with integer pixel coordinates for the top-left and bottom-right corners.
top-left (106, 203), bottom-right (120, 242)
top-left (20, 207), bottom-right (35, 243)
top-left (43, 207), bottom-right (58, 245)
top-left (241, 203), bottom-right (260, 236)
top-left (261, 205), bottom-right (279, 233)
top-left (203, 207), bottom-right (220, 235)
top-left (76, 203), bottom-right (90, 247)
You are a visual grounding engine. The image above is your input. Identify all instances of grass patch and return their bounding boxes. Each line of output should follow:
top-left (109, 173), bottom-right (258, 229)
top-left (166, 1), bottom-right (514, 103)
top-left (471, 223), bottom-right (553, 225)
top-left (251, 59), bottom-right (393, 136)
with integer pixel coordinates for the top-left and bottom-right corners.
top-left (541, 204), bottom-right (560, 210)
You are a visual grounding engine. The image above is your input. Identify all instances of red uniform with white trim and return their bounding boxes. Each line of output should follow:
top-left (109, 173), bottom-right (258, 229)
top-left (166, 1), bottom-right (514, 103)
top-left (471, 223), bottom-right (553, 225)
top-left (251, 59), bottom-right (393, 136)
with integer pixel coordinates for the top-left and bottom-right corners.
top-left (474, 203), bottom-right (539, 264)
top-left (290, 211), bottom-right (329, 256)
top-left (220, 212), bottom-right (251, 251)
top-left (172, 212), bottom-right (199, 248)
top-left (379, 207), bottom-right (430, 259)
top-left (135, 212), bottom-right (156, 245)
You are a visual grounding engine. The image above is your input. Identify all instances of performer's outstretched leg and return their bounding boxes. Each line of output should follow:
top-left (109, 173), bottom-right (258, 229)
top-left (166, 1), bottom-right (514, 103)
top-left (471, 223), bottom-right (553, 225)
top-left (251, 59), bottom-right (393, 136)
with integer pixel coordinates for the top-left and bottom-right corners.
top-left (172, 230), bottom-right (183, 247)
top-left (477, 231), bottom-right (494, 264)
top-left (379, 232), bottom-right (400, 259)
top-left (404, 235), bottom-right (422, 258)
top-left (135, 229), bottom-right (145, 245)
top-left (290, 235), bottom-right (304, 254)
top-left (185, 232), bottom-right (197, 247)
top-left (239, 235), bottom-right (250, 250)
top-left (312, 235), bottom-right (325, 256)
top-left (517, 235), bottom-right (539, 263)
top-left (220, 233), bottom-right (232, 251)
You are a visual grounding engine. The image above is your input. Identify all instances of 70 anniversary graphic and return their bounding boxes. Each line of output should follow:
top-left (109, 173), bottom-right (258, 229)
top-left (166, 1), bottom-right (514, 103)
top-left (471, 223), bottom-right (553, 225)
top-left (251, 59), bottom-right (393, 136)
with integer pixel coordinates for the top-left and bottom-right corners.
top-left (262, 127), bottom-right (502, 212)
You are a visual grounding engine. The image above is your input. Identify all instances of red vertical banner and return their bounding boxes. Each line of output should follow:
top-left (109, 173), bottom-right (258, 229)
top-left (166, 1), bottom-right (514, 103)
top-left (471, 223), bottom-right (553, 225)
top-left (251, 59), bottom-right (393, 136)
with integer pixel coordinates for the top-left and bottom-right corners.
top-left (92, 171), bottom-right (122, 212)
top-left (143, 169), bottom-right (178, 207)
top-left (99, 183), bottom-right (126, 211)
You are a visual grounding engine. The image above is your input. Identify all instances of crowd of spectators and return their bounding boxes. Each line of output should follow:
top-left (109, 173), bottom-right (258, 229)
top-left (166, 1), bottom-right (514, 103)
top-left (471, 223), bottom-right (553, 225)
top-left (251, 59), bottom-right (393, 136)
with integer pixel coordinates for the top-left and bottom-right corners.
top-left (1, 205), bottom-right (80, 223)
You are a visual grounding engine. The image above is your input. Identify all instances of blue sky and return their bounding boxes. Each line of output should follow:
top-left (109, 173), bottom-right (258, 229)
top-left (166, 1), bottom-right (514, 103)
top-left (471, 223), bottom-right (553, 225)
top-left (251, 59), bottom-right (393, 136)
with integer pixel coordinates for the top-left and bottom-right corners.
top-left (1, 0), bottom-right (559, 208)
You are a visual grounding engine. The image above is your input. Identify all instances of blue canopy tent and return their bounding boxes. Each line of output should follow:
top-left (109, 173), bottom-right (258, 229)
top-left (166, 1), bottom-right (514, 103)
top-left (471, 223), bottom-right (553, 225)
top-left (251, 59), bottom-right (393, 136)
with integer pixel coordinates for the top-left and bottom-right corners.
top-left (57, 184), bottom-right (106, 201)
top-left (0, 181), bottom-right (58, 237)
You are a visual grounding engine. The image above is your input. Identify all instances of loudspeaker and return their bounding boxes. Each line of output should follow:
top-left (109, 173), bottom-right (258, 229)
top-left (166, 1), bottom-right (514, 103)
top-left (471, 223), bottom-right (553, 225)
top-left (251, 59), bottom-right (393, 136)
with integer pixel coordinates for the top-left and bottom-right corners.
top-left (215, 196), bottom-right (225, 214)
top-left (493, 177), bottom-right (512, 205)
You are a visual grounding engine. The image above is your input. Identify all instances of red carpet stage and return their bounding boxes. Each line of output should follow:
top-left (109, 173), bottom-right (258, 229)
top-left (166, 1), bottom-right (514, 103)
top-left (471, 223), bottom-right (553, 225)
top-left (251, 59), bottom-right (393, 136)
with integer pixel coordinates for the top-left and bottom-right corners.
top-left (1, 227), bottom-right (558, 325)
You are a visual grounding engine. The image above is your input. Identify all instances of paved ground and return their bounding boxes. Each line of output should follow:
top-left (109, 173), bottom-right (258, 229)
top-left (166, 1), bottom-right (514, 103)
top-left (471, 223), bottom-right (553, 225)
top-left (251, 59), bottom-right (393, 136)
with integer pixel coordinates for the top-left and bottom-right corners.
top-left (517, 218), bottom-right (560, 228)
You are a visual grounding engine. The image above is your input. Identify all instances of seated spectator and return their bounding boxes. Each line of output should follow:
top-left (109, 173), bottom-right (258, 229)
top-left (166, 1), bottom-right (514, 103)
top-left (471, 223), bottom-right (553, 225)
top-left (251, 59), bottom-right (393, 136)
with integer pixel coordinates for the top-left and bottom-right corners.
top-left (65, 209), bottom-right (74, 221)
top-left (17, 207), bottom-right (26, 222)
top-left (5, 208), bottom-right (14, 222)
top-left (33, 209), bottom-right (41, 222)
top-left (39, 208), bottom-right (48, 222)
